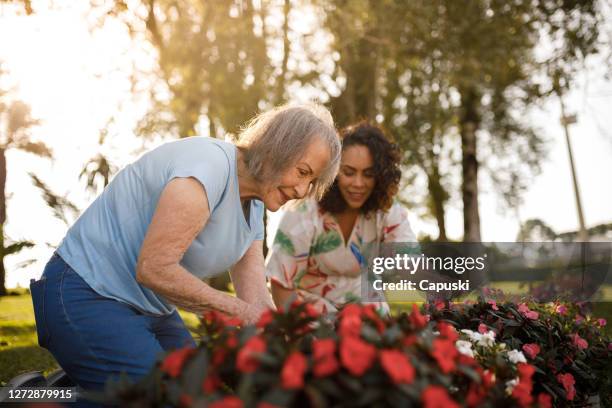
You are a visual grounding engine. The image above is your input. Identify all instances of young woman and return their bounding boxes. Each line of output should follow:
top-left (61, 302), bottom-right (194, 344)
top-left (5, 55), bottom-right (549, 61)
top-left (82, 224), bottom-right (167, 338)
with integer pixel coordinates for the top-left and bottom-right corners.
top-left (29, 104), bottom-right (340, 399)
top-left (266, 122), bottom-right (416, 313)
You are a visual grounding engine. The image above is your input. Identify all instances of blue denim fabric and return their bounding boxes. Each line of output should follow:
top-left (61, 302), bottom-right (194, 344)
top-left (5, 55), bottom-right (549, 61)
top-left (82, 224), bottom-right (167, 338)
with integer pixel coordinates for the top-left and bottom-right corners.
top-left (30, 253), bottom-right (196, 407)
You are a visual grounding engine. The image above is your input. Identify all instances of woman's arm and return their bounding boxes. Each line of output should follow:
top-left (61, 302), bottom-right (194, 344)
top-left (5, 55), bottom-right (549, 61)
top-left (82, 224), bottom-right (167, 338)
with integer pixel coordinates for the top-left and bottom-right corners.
top-left (136, 178), bottom-right (262, 324)
top-left (270, 281), bottom-right (300, 310)
top-left (230, 240), bottom-right (275, 311)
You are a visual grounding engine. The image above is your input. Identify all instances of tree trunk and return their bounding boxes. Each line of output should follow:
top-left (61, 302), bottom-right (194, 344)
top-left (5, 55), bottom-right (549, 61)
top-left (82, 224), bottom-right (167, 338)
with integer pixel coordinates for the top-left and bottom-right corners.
top-left (427, 170), bottom-right (448, 242)
top-left (459, 88), bottom-right (481, 242)
top-left (275, 0), bottom-right (290, 104)
top-left (0, 148), bottom-right (7, 296)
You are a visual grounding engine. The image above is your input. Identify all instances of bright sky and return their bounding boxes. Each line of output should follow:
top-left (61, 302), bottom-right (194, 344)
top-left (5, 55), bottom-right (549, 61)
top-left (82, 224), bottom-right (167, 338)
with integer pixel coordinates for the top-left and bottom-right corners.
top-left (0, 2), bottom-right (611, 288)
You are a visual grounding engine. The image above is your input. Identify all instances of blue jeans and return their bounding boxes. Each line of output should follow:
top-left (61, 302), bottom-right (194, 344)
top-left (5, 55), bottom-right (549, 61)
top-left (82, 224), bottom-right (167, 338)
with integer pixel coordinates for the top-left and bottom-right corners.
top-left (30, 253), bottom-right (196, 406)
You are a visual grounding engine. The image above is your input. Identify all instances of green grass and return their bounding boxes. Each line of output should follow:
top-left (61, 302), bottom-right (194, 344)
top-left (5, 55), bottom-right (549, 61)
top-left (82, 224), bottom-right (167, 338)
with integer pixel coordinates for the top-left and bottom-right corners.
top-left (0, 292), bottom-right (58, 385)
top-left (0, 292), bottom-right (200, 385)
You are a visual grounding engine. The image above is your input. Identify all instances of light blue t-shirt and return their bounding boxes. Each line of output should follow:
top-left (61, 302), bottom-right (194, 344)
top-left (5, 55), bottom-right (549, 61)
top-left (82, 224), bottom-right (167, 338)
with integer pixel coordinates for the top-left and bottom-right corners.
top-left (57, 137), bottom-right (265, 315)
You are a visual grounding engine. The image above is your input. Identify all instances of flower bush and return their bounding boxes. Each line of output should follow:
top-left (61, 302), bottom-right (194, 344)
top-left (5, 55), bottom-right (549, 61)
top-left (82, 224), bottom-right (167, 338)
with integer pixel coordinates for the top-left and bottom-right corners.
top-left (98, 299), bottom-right (612, 408)
top-left (428, 299), bottom-right (612, 407)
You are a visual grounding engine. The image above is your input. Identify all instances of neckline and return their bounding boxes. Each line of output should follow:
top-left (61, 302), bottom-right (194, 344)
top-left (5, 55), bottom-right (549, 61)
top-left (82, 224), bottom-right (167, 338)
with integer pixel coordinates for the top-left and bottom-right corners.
top-left (233, 145), bottom-right (252, 233)
top-left (330, 211), bottom-right (361, 249)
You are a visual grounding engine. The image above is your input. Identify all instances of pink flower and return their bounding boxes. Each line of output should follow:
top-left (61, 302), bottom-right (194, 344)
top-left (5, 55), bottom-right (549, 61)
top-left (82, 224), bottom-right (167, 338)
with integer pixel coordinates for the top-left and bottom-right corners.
top-left (518, 303), bottom-right (539, 320)
top-left (597, 318), bottom-right (607, 327)
top-left (522, 343), bottom-right (541, 359)
top-left (570, 333), bottom-right (588, 350)
top-left (555, 304), bottom-right (567, 315)
top-left (487, 300), bottom-right (499, 310)
top-left (478, 323), bottom-right (488, 334)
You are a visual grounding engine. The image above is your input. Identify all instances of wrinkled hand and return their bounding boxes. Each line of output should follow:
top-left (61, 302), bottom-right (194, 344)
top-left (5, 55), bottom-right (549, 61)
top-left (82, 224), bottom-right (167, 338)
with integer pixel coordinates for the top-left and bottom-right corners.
top-left (242, 303), bottom-right (270, 326)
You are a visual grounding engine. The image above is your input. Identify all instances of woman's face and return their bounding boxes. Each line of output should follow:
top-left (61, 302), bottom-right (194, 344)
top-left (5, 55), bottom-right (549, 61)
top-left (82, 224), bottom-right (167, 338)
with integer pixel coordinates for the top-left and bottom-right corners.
top-left (337, 144), bottom-right (375, 210)
top-left (262, 138), bottom-right (331, 211)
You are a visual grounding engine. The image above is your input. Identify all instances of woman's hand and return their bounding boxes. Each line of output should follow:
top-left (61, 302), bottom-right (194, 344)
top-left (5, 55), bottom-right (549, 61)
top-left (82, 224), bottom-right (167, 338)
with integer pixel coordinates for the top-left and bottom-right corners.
top-left (241, 302), bottom-right (271, 325)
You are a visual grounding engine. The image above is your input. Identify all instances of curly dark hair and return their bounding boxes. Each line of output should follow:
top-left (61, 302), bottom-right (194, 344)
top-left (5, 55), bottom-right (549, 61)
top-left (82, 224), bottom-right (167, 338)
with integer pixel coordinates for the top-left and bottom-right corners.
top-left (319, 121), bottom-right (402, 214)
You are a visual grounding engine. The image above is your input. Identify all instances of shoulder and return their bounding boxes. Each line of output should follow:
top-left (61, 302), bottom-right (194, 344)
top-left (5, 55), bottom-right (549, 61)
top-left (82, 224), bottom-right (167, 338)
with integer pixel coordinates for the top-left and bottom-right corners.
top-left (378, 202), bottom-right (409, 224)
top-left (283, 197), bottom-right (321, 217)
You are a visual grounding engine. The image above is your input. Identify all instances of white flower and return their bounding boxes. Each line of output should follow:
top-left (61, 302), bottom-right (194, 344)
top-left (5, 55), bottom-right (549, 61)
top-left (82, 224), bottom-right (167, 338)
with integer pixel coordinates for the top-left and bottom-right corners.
top-left (456, 340), bottom-right (475, 357)
top-left (477, 331), bottom-right (496, 348)
top-left (505, 378), bottom-right (519, 395)
top-left (507, 350), bottom-right (527, 364)
top-left (461, 329), bottom-right (481, 343)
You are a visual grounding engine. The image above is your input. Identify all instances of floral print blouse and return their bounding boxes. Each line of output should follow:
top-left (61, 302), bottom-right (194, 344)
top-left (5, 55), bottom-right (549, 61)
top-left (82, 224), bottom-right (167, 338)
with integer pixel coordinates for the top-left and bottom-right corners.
top-left (265, 198), bottom-right (417, 313)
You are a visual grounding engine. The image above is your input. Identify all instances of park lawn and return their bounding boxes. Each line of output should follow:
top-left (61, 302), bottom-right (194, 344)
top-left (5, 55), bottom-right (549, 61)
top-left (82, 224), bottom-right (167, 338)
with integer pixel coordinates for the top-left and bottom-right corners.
top-left (0, 292), bottom-right (200, 385)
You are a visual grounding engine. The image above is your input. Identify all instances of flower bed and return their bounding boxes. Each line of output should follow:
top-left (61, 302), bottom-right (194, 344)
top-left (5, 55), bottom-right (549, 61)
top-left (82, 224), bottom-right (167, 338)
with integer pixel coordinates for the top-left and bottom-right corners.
top-left (104, 300), bottom-right (611, 407)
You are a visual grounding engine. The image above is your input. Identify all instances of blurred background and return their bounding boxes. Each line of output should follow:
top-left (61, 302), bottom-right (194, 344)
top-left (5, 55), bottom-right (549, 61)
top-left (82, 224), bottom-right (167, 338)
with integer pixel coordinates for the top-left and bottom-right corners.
top-left (0, 0), bottom-right (611, 294)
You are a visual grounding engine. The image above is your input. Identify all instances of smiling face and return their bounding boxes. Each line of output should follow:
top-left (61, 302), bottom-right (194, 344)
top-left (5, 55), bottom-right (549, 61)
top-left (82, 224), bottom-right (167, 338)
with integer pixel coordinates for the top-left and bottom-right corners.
top-left (261, 137), bottom-right (332, 211)
top-left (337, 144), bottom-right (376, 210)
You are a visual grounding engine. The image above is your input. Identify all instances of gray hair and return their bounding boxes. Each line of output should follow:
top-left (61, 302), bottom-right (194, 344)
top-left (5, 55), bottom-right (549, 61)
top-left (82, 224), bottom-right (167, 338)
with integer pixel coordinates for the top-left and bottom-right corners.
top-left (236, 103), bottom-right (341, 199)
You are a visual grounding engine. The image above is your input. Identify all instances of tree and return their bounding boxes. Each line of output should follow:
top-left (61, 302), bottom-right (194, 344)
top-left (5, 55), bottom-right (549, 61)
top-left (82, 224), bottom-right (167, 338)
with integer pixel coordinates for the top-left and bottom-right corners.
top-left (321, 0), bottom-right (601, 243)
top-left (0, 100), bottom-right (52, 295)
top-left (97, 0), bottom-right (273, 139)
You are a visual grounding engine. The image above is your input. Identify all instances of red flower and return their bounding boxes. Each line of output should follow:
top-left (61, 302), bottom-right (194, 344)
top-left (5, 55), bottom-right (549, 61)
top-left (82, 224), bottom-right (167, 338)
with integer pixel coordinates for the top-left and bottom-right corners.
top-left (380, 349), bottom-right (415, 384)
top-left (339, 303), bottom-right (362, 318)
top-left (431, 338), bottom-right (458, 373)
top-left (281, 351), bottom-right (308, 389)
top-left (512, 363), bottom-right (536, 407)
top-left (557, 373), bottom-right (576, 401)
top-left (409, 303), bottom-right (428, 329)
top-left (362, 304), bottom-right (385, 333)
top-left (512, 381), bottom-right (533, 407)
top-left (258, 403), bottom-right (282, 408)
top-left (522, 343), bottom-right (541, 359)
top-left (212, 349), bottom-right (227, 366)
top-left (402, 335), bottom-right (417, 347)
top-left (209, 396), bottom-right (243, 408)
top-left (438, 322), bottom-right (458, 342)
top-left (256, 310), bottom-right (274, 328)
top-left (482, 370), bottom-right (495, 388)
top-left (517, 363), bottom-right (536, 379)
top-left (466, 383), bottom-right (485, 407)
top-left (303, 303), bottom-right (319, 319)
top-left (312, 338), bottom-right (339, 377)
top-left (236, 336), bottom-right (266, 373)
top-left (570, 333), bottom-right (588, 350)
top-left (433, 299), bottom-right (446, 311)
top-left (202, 374), bottom-right (221, 392)
top-left (340, 336), bottom-right (377, 376)
top-left (421, 385), bottom-right (459, 408)
top-left (227, 333), bottom-right (238, 349)
top-left (179, 394), bottom-right (193, 407)
top-left (339, 313), bottom-right (362, 338)
top-left (537, 393), bottom-right (552, 408)
top-left (160, 347), bottom-right (195, 377)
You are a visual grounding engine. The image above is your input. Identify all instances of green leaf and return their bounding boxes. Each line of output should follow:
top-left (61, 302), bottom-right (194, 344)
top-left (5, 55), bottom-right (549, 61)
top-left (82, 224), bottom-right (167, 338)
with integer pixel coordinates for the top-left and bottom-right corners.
top-left (311, 231), bottom-right (342, 255)
top-left (274, 230), bottom-right (295, 255)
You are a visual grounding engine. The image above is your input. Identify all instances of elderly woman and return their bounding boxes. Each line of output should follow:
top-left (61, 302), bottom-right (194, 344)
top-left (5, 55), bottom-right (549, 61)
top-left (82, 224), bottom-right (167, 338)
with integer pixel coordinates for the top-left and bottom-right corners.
top-left (266, 122), bottom-right (416, 313)
top-left (29, 104), bottom-right (340, 396)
